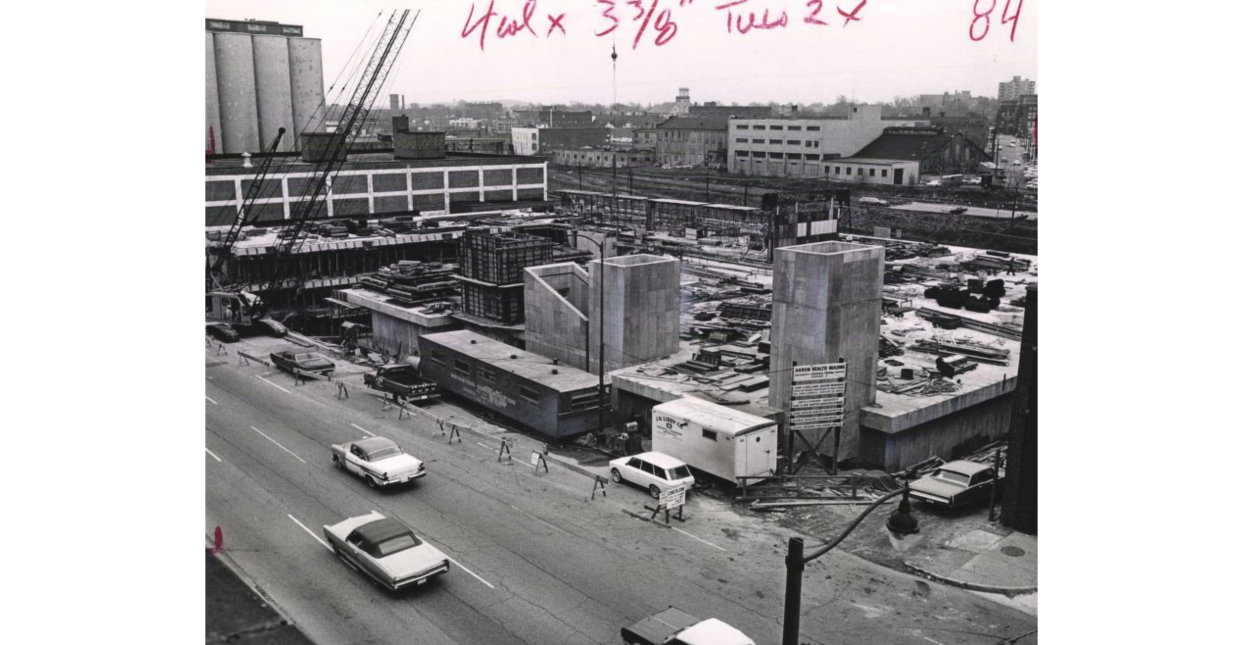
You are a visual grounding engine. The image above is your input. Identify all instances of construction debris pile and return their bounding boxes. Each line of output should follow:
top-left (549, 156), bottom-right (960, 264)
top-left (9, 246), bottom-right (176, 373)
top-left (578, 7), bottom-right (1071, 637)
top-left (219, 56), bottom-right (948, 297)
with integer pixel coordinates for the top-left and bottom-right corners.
top-left (742, 439), bottom-right (1009, 511)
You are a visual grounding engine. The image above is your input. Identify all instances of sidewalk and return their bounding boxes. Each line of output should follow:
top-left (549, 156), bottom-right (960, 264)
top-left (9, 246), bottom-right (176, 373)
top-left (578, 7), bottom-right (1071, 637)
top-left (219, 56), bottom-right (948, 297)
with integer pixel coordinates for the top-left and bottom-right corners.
top-left (207, 552), bottom-right (315, 645)
top-left (902, 527), bottom-right (1038, 616)
top-left (551, 448), bottom-right (1038, 616)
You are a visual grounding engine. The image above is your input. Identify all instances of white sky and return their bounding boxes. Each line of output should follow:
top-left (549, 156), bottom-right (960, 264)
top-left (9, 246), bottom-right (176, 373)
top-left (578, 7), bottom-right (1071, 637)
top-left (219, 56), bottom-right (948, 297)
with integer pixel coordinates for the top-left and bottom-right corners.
top-left (205, 0), bottom-right (1037, 105)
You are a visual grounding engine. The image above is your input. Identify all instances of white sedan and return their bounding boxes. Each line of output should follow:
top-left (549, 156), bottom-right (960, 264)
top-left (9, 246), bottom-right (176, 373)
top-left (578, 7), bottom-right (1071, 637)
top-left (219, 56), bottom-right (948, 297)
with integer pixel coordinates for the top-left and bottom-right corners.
top-left (323, 512), bottom-right (450, 591)
top-left (331, 437), bottom-right (425, 488)
top-left (609, 451), bottom-right (695, 499)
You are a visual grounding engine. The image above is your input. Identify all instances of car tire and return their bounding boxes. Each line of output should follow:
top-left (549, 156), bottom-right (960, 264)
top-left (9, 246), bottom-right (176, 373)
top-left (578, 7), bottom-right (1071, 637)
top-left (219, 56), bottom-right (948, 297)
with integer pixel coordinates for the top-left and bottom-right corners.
top-left (366, 475), bottom-right (379, 489)
top-left (611, 468), bottom-right (623, 484)
top-left (332, 455), bottom-right (342, 469)
top-left (649, 484), bottom-right (661, 499)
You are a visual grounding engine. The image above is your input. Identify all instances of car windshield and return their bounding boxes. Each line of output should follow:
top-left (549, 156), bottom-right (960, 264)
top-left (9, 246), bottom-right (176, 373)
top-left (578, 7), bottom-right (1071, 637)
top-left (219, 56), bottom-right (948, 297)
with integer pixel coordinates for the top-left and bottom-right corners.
top-left (374, 533), bottom-right (422, 557)
top-left (668, 465), bottom-right (691, 480)
top-left (368, 446), bottom-right (402, 460)
top-left (933, 470), bottom-right (971, 485)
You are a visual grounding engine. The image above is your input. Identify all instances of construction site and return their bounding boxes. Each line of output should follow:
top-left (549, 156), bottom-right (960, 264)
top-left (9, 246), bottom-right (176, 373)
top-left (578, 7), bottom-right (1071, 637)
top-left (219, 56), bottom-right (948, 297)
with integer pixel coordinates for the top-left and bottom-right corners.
top-left (203, 3), bottom-right (1038, 535)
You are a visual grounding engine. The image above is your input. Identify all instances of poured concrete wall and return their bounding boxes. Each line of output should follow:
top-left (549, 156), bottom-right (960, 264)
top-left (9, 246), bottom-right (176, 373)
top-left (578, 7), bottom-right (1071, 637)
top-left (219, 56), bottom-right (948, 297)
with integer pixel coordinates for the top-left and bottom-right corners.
top-left (588, 254), bottom-right (681, 375)
top-left (859, 388), bottom-right (1014, 471)
top-left (524, 263), bottom-right (590, 371)
top-left (769, 241), bottom-right (885, 459)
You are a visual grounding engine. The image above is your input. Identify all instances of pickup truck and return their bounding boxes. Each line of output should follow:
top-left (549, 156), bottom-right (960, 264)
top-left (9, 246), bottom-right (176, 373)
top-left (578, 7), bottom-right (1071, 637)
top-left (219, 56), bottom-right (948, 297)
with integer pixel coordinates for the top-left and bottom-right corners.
top-left (364, 363), bottom-right (439, 402)
top-left (621, 607), bottom-right (754, 645)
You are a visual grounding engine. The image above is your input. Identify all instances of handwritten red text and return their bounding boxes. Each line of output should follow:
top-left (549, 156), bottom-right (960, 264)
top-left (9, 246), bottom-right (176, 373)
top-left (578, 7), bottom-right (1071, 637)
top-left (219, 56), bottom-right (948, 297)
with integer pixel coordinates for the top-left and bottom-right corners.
top-left (969, 0), bottom-right (1024, 42)
top-left (462, 0), bottom-right (568, 51)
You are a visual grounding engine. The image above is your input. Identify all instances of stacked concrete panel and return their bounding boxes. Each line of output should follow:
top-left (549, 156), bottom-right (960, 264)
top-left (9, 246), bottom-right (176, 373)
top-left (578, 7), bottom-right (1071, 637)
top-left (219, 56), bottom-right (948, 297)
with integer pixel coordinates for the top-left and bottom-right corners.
top-left (524, 263), bottom-right (590, 371)
top-left (205, 33), bottom-right (223, 153)
top-left (252, 34), bottom-right (296, 152)
top-left (213, 31), bottom-right (261, 154)
top-left (769, 241), bottom-right (885, 460)
top-left (588, 254), bottom-right (681, 376)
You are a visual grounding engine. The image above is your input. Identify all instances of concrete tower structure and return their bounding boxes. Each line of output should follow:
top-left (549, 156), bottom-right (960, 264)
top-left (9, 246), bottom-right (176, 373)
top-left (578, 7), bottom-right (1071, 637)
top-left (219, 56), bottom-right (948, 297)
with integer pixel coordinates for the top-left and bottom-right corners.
top-left (205, 33), bottom-right (222, 152)
top-left (524, 263), bottom-right (591, 372)
top-left (212, 31), bottom-right (261, 154)
top-left (252, 34), bottom-right (296, 152)
top-left (288, 37), bottom-right (326, 141)
top-left (587, 254), bottom-right (681, 376)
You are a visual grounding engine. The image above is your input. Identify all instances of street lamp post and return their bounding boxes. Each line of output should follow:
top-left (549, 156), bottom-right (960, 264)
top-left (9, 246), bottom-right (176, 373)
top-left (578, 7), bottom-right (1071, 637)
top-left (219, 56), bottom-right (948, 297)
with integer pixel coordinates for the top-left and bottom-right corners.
top-left (782, 486), bottom-right (921, 645)
top-left (576, 233), bottom-right (610, 440)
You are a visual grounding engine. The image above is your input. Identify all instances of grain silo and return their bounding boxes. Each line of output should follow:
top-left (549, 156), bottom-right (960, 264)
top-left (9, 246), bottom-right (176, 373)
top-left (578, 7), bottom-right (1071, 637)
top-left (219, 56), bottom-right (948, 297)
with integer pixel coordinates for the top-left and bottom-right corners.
top-left (288, 37), bottom-right (326, 145)
top-left (252, 34), bottom-right (296, 152)
top-left (213, 31), bottom-right (261, 154)
top-left (203, 30), bottom-right (223, 152)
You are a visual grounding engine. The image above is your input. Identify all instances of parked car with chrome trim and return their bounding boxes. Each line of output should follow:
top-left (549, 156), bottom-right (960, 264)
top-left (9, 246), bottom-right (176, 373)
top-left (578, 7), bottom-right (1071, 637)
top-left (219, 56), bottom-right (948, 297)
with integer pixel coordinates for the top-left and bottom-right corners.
top-left (331, 437), bottom-right (425, 488)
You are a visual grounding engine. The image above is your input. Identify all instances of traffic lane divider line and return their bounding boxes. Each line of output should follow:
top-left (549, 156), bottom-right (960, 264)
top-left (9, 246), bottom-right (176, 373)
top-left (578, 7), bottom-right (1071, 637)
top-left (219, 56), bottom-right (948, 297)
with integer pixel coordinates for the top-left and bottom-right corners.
top-left (257, 372), bottom-right (293, 392)
top-left (444, 555), bottom-right (494, 589)
top-left (288, 514), bottom-right (332, 549)
top-left (206, 447), bottom-right (223, 462)
top-left (248, 425), bottom-right (304, 464)
top-left (671, 526), bottom-right (726, 552)
top-left (206, 395), bottom-right (219, 405)
top-left (351, 423), bottom-right (375, 437)
top-left (507, 504), bottom-right (563, 532)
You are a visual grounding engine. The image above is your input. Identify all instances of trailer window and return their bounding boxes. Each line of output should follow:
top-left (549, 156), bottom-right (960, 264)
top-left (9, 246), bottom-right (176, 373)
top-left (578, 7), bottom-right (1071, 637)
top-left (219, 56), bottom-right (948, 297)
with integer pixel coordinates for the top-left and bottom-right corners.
top-left (430, 351), bottom-right (445, 366)
top-left (520, 386), bottom-right (539, 405)
top-left (702, 429), bottom-right (717, 442)
top-left (454, 359), bottom-right (471, 376)
top-left (479, 367), bottom-right (495, 383)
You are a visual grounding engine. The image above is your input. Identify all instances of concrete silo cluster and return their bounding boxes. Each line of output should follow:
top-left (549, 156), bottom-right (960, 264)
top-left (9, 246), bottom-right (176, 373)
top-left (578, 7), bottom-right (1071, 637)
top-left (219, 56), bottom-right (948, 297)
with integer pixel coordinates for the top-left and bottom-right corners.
top-left (206, 19), bottom-right (325, 154)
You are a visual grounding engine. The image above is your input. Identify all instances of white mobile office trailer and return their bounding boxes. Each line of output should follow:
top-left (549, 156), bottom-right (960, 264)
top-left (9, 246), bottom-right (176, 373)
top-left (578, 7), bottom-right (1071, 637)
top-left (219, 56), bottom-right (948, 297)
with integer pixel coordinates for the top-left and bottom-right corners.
top-left (651, 397), bottom-right (778, 484)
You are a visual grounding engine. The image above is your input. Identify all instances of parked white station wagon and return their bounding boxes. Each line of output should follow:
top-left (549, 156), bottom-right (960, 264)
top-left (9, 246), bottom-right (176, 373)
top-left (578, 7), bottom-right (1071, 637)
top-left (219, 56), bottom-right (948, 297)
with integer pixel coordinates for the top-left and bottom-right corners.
top-left (609, 451), bottom-right (695, 499)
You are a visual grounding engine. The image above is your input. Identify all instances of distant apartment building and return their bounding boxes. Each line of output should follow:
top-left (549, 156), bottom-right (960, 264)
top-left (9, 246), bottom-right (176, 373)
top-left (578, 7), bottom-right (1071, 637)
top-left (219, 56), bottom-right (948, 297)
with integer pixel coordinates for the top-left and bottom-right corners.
top-left (448, 117), bottom-right (482, 130)
top-left (995, 95), bottom-right (1038, 138)
top-left (552, 147), bottom-right (655, 168)
top-left (689, 102), bottom-right (773, 118)
top-left (511, 127), bottom-right (610, 156)
top-left (923, 108), bottom-right (990, 148)
top-left (729, 105), bottom-right (920, 177)
top-left (915, 91), bottom-right (974, 108)
top-left (512, 107), bottom-right (594, 128)
top-left (997, 76), bottom-right (1036, 101)
top-left (654, 116), bottom-right (730, 168)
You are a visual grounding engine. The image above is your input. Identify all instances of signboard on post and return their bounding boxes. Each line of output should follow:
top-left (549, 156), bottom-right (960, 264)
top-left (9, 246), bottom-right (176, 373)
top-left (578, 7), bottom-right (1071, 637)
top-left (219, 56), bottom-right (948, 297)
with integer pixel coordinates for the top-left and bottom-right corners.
top-left (789, 362), bottom-right (847, 433)
top-left (659, 485), bottom-right (686, 510)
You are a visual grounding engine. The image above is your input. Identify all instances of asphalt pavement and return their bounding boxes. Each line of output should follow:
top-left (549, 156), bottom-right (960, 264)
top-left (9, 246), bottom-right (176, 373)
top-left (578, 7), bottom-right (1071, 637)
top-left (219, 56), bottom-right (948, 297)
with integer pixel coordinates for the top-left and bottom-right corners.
top-left (206, 339), bottom-right (1037, 645)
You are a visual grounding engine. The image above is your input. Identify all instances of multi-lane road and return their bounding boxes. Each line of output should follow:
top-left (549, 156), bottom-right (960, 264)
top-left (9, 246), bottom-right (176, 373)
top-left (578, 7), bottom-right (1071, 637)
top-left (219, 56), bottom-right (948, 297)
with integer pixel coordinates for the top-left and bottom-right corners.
top-left (206, 339), bottom-right (1037, 645)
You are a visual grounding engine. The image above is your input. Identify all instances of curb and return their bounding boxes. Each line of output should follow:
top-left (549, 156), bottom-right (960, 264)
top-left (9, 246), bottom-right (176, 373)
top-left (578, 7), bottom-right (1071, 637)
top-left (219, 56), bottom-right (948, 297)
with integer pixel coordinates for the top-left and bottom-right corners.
top-left (545, 453), bottom-right (607, 480)
top-left (901, 561), bottom-right (1037, 597)
top-left (206, 537), bottom-right (301, 630)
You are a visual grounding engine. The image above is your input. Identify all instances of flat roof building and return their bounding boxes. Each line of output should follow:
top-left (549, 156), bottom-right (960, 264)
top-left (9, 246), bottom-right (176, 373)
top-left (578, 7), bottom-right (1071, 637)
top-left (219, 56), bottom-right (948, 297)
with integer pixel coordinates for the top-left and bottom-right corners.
top-left (419, 330), bottom-right (608, 438)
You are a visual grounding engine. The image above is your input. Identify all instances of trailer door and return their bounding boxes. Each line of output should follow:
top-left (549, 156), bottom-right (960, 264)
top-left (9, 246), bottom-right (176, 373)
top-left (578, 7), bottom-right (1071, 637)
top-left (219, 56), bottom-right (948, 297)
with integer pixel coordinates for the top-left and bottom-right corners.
top-left (741, 427), bottom-right (774, 477)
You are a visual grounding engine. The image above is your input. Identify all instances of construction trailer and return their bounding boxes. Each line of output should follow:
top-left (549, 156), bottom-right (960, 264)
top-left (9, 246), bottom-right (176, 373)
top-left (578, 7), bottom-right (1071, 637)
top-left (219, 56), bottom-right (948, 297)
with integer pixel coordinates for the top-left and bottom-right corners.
top-left (651, 397), bottom-right (779, 484)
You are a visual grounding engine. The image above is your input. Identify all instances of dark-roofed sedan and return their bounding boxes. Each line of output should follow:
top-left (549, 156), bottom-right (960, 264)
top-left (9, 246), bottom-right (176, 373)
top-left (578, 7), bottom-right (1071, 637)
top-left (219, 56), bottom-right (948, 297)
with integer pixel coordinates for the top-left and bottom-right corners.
top-left (322, 512), bottom-right (450, 592)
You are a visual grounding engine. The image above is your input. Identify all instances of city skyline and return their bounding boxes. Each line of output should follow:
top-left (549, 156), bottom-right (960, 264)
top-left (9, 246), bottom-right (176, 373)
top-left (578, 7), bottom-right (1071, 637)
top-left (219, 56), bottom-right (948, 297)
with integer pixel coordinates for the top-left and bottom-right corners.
top-left (205, 0), bottom-right (1038, 107)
